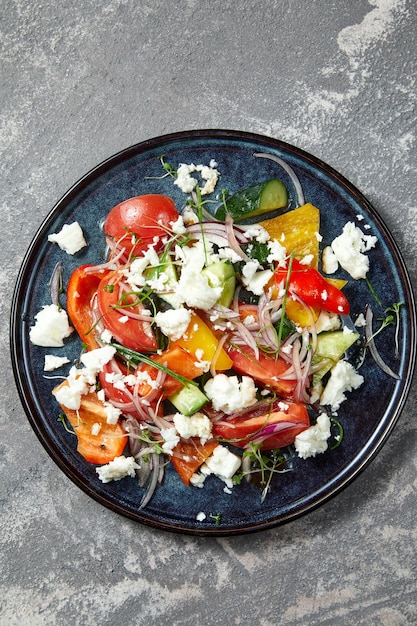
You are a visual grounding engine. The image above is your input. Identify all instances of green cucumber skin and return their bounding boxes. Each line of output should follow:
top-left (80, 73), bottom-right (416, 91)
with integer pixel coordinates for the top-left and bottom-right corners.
top-left (312, 330), bottom-right (359, 383)
top-left (202, 260), bottom-right (236, 308)
top-left (169, 384), bottom-right (208, 416)
top-left (216, 178), bottom-right (288, 221)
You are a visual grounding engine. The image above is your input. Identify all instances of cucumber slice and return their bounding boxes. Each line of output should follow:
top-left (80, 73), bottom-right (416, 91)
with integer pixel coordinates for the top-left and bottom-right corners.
top-left (312, 330), bottom-right (359, 384)
top-left (145, 254), bottom-right (180, 308)
top-left (215, 178), bottom-right (288, 222)
top-left (169, 383), bottom-right (208, 416)
top-left (202, 260), bottom-right (236, 307)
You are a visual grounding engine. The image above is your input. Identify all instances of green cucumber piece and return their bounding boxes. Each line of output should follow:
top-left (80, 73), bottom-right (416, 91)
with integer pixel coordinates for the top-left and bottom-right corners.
top-left (145, 254), bottom-right (179, 307)
top-left (169, 383), bottom-right (208, 416)
top-left (215, 178), bottom-right (288, 221)
top-left (312, 330), bottom-right (359, 384)
top-left (202, 260), bottom-right (236, 307)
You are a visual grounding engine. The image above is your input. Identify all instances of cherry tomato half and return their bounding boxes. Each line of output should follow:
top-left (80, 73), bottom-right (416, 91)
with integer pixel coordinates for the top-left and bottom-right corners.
top-left (104, 194), bottom-right (178, 255)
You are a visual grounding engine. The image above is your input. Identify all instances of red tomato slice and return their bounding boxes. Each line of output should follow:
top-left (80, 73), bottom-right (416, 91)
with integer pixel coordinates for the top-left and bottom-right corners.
top-left (97, 272), bottom-right (158, 352)
top-left (212, 399), bottom-right (310, 450)
top-left (104, 194), bottom-right (178, 255)
top-left (227, 345), bottom-right (298, 398)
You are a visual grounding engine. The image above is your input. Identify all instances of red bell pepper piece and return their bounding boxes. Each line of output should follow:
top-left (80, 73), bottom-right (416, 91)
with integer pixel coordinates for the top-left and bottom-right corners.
top-left (67, 264), bottom-right (111, 351)
top-left (274, 258), bottom-right (350, 315)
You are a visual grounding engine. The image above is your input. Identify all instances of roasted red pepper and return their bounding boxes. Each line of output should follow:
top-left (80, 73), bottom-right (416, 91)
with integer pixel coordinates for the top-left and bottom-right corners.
top-left (274, 258), bottom-right (350, 315)
top-left (66, 264), bottom-right (111, 351)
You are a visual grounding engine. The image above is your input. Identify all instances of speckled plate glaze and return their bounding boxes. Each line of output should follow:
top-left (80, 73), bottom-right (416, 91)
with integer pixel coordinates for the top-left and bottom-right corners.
top-left (10, 130), bottom-right (416, 535)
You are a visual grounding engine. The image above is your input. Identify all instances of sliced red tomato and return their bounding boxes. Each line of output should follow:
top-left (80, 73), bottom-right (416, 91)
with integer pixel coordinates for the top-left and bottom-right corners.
top-left (171, 438), bottom-right (219, 485)
top-left (227, 345), bottom-right (298, 397)
top-left (66, 265), bottom-right (111, 351)
top-left (212, 399), bottom-right (310, 450)
top-left (104, 194), bottom-right (178, 255)
top-left (96, 272), bottom-right (158, 352)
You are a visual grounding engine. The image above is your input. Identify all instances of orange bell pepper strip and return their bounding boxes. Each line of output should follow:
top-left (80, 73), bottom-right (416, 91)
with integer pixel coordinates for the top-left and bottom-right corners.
top-left (66, 264), bottom-right (111, 351)
top-left (53, 383), bottom-right (127, 464)
top-left (170, 438), bottom-right (219, 485)
top-left (134, 345), bottom-right (205, 397)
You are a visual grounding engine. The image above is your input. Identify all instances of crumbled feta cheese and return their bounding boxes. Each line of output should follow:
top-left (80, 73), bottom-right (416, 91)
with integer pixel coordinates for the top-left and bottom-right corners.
top-left (320, 360), bottom-right (364, 411)
top-left (267, 239), bottom-right (287, 265)
top-left (160, 427), bottom-right (180, 455)
top-left (190, 473), bottom-right (207, 488)
top-left (354, 313), bottom-right (366, 327)
top-left (91, 422), bottom-right (101, 436)
top-left (170, 215), bottom-right (186, 235)
top-left (48, 222), bottom-right (87, 255)
top-left (80, 346), bottom-right (116, 376)
top-left (30, 304), bottom-right (73, 347)
top-left (96, 456), bottom-right (140, 483)
top-left (174, 162), bottom-right (220, 195)
top-left (154, 307), bottom-right (191, 341)
top-left (300, 254), bottom-right (314, 266)
top-left (196, 511), bottom-right (207, 521)
top-left (103, 403), bottom-right (122, 425)
top-left (176, 268), bottom-right (222, 310)
top-left (330, 222), bottom-right (377, 280)
top-left (204, 374), bottom-right (257, 414)
top-left (241, 261), bottom-right (274, 295)
top-left (322, 246), bottom-right (339, 274)
top-left (173, 412), bottom-right (212, 444)
top-left (44, 355), bottom-right (70, 371)
top-left (294, 413), bottom-right (331, 459)
top-left (202, 445), bottom-right (241, 486)
top-left (315, 311), bottom-right (342, 333)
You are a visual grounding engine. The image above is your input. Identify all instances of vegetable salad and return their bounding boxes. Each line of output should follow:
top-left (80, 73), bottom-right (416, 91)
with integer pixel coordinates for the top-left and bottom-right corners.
top-left (31, 153), bottom-right (399, 508)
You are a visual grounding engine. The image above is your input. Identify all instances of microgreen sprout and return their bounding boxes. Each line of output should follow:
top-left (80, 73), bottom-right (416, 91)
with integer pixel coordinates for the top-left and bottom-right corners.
top-left (235, 443), bottom-right (292, 502)
top-left (329, 417), bottom-right (344, 450)
top-left (384, 301), bottom-right (404, 358)
top-left (137, 429), bottom-right (164, 455)
top-left (57, 413), bottom-right (75, 435)
top-left (365, 277), bottom-right (382, 306)
top-left (209, 512), bottom-right (222, 526)
top-left (366, 301), bottom-right (404, 353)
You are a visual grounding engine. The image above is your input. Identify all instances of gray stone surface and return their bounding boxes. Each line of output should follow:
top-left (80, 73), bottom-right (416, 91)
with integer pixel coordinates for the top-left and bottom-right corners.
top-left (1, 1), bottom-right (416, 624)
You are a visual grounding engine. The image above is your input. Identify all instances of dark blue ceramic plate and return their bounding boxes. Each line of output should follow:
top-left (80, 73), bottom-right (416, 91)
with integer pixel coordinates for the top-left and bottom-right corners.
top-left (10, 130), bottom-right (416, 535)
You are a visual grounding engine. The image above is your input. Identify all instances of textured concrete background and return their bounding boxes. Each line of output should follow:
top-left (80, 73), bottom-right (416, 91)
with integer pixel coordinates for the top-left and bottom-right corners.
top-left (1, 1), bottom-right (416, 624)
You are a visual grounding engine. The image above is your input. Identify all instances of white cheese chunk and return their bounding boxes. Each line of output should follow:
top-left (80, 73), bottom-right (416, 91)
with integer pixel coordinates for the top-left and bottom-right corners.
top-left (202, 445), bottom-right (241, 486)
top-left (320, 360), bottom-right (364, 411)
top-left (48, 222), bottom-right (87, 255)
top-left (29, 304), bottom-right (73, 347)
top-left (44, 355), bottom-right (70, 371)
top-left (154, 307), bottom-right (191, 341)
top-left (204, 374), bottom-right (257, 414)
top-left (294, 413), bottom-right (331, 459)
top-left (330, 222), bottom-right (377, 280)
top-left (160, 427), bottom-right (180, 455)
top-left (173, 412), bottom-right (212, 444)
top-left (96, 456), bottom-right (140, 483)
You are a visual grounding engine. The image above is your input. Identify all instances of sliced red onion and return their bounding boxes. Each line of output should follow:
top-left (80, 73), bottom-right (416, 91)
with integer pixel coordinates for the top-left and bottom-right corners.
top-left (365, 305), bottom-right (400, 380)
top-left (49, 261), bottom-right (62, 306)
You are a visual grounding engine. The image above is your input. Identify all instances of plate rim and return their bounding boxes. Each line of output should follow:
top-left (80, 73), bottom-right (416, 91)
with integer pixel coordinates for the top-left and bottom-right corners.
top-left (10, 128), bottom-right (417, 535)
